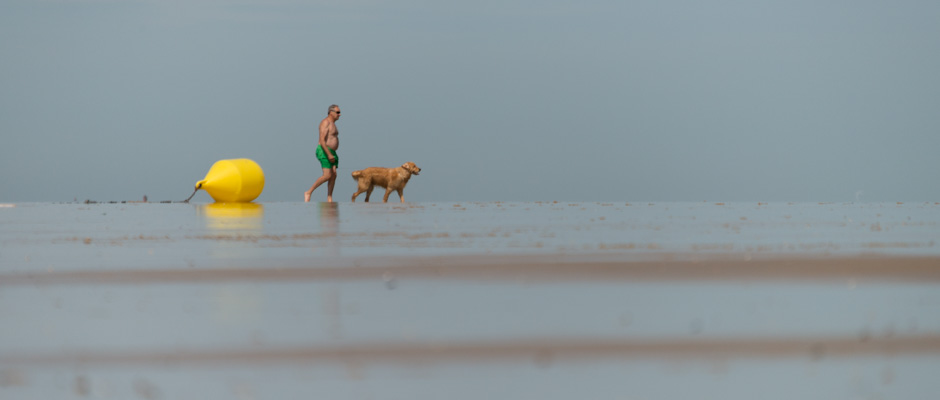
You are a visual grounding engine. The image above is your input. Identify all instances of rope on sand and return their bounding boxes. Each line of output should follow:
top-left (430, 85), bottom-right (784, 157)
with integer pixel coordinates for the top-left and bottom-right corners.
top-left (182, 188), bottom-right (199, 203)
top-left (80, 189), bottom-right (198, 204)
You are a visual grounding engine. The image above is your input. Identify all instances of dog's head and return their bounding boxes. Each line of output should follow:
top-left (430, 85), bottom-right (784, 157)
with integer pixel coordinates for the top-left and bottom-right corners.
top-left (402, 162), bottom-right (421, 176)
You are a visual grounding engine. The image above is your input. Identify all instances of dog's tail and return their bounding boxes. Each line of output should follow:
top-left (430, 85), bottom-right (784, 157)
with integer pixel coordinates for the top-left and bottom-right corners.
top-left (351, 170), bottom-right (363, 180)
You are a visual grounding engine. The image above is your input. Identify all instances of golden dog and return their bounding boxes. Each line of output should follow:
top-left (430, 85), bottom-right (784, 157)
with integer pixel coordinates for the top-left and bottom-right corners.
top-left (351, 162), bottom-right (421, 203)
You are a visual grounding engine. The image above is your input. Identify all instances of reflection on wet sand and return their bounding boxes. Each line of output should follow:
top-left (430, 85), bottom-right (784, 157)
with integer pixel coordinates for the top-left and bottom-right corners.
top-left (197, 203), bottom-right (264, 260)
top-left (197, 202), bottom-right (264, 231)
top-left (319, 202), bottom-right (339, 233)
top-left (319, 202), bottom-right (340, 257)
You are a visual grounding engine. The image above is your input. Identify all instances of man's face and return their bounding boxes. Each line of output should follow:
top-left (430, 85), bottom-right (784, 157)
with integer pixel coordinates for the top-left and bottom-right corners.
top-left (331, 108), bottom-right (341, 120)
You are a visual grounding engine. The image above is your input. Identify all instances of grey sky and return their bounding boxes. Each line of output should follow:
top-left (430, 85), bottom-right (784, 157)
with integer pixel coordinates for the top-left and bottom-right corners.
top-left (2, 0), bottom-right (938, 203)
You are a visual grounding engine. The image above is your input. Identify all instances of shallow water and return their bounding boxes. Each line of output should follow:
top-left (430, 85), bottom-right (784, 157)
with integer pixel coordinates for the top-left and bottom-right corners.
top-left (1, 201), bottom-right (939, 399)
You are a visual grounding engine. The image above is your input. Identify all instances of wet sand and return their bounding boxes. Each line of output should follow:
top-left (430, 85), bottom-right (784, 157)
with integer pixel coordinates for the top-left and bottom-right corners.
top-left (1, 201), bottom-right (939, 399)
top-left (2, 254), bottom-right (939, 285)
top-left (6, 334), bottom-right (940, 366)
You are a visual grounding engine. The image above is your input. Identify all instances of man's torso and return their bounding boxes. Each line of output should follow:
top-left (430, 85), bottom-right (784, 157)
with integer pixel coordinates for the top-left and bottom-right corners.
top-left (322, 119), bottom-right (339, 150)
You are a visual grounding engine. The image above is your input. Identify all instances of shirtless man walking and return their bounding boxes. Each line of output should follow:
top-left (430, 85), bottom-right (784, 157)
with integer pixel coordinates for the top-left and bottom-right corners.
top-left (304, 104), bottom-right (341, 202)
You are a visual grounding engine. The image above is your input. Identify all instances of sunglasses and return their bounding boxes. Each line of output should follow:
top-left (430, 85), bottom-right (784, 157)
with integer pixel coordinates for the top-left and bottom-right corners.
top-left (332, 110), bottom-right (341, 114)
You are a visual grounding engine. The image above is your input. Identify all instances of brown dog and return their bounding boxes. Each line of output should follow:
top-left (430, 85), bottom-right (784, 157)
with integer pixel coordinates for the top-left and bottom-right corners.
top-left (351, 162), bottom-right (422, 203)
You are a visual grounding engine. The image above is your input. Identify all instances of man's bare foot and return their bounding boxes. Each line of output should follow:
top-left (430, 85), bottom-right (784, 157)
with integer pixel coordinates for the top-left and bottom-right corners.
top-left (304, 192), bottom-right (311, 202)
top-left (326, 196), bottom-right (333, 203)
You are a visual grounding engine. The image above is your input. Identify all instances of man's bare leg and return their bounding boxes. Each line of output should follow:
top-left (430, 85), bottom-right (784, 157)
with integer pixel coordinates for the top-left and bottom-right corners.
top-left (325, 166), bottom-right (338, 203)
top-left (305, 168), bottom-right (334, 202)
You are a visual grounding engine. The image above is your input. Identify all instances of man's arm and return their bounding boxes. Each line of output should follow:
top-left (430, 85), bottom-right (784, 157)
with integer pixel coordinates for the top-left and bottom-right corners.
top-left (318, 119), bottom-right (334, 162)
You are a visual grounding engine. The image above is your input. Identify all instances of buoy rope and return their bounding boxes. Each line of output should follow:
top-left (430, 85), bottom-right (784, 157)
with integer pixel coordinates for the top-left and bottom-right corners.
top-left (182, 188), bottom-right (198, 203)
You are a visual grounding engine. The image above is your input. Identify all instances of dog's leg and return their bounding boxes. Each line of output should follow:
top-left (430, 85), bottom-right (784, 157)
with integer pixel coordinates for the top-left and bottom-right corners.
top-left (383, 188), bottom-right (393, 203)
top-left (365, 185), bottom-right (374, 202)
top-left (352, 180), bottom-right (368, 202)
top-left (396, 188), bottom-right (405, 203)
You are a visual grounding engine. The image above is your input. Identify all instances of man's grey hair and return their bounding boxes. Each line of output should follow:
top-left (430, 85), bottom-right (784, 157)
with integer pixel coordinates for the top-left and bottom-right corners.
top-left (328, 104), bottom-right (339, 114)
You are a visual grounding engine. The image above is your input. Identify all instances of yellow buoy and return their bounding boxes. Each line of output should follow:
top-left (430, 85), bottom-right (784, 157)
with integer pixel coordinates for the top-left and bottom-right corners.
top-left (194, 159), bottom-right (265, 203)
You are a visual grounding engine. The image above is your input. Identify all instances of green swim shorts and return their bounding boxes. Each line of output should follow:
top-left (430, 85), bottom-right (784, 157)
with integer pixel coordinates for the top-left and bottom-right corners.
top-left (315, 145), bottom-right (338, 169)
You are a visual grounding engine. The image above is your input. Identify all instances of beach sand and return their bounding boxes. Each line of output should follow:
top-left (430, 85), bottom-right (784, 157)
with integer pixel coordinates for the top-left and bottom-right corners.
top-left (1, 201), bottom-right (938, 399)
